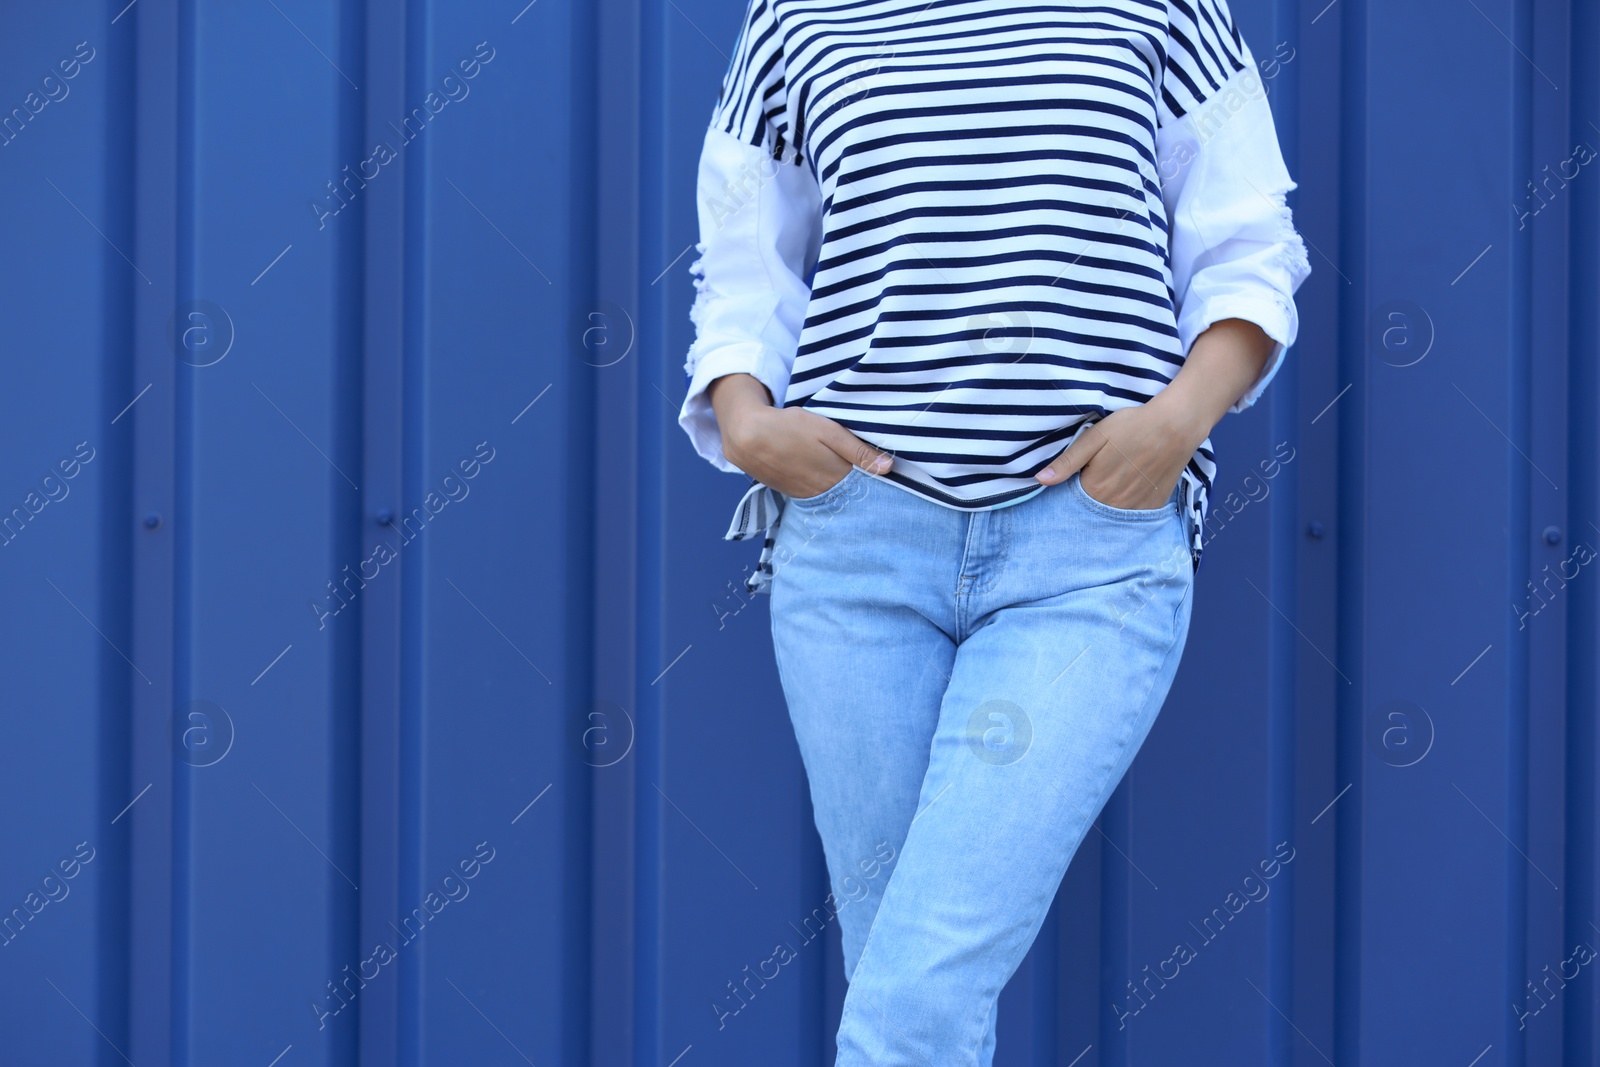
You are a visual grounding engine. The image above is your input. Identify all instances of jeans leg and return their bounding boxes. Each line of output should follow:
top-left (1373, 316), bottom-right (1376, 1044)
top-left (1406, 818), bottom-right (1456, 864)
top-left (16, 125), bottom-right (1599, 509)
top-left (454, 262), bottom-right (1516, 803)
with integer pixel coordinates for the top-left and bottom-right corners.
top-left (832, 515), bottom-right (1195, 1066)
top-left (768, 478), bottom-right (963, 983)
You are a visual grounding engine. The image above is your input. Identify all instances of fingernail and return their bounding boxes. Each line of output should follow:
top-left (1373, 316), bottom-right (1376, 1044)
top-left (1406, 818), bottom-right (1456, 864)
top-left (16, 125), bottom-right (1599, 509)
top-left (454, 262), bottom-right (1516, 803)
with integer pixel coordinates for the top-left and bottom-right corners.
top-left (871, 456), bottom-right (890, 472)
top-left (1040, 467), bottom-right (1055, 480)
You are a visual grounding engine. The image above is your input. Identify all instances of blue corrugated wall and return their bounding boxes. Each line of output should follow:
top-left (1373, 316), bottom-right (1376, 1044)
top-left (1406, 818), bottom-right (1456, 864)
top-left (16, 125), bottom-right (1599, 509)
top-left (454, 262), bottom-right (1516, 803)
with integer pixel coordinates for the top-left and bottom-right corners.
top-left (0, 1), bottom-right (1596, 1064)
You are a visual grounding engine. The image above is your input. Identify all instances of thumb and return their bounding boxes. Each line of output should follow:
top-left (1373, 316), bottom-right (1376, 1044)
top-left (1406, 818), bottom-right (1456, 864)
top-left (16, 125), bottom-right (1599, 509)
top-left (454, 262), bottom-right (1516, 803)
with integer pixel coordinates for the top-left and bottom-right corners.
top-left (1036, 428), bottom-right (1103, 484)
top-left (821, 421), bottom-right (895, 474)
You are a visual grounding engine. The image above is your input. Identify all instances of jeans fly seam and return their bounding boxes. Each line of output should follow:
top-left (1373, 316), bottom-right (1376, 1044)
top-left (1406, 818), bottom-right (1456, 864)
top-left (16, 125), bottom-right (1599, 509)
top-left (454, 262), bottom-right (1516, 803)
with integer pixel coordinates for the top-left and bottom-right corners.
top-left (970, 507), bottom-right (1010, 597)
top-left (954, 512), bottom-right (980, 641)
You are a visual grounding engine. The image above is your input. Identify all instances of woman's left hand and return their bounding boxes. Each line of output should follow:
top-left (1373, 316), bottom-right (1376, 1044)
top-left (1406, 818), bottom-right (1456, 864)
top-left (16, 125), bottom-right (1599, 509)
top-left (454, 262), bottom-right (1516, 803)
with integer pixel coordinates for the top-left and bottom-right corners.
top-left (1033, 398), bottom-right (1211, 511)
top-left (1034, 319), bottom-right (1279, 508)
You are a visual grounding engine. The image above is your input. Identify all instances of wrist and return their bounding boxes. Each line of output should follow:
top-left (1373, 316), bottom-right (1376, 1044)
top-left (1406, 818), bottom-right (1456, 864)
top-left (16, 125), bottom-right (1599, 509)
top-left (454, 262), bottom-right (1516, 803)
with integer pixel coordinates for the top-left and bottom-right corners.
top-left (709, 372), bottom-right (772, 408)
top-left (1146, 382), bottom-right (1223, 450)
top-left (709, 373), bottom-right (775, 455)
top-left (1157, 318), bottom-right (1277, 435)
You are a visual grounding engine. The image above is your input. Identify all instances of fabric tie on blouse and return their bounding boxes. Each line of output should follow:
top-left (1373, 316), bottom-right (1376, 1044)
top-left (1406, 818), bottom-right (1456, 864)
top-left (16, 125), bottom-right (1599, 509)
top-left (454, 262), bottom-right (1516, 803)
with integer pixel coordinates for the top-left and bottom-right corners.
top-left (724, 478), bottom-right (782, 595)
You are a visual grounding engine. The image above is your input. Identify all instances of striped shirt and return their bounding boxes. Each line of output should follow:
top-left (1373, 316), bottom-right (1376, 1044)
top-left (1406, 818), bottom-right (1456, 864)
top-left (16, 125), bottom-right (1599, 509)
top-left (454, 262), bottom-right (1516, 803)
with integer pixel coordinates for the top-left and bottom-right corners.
top-left (680, 0), bottom-right (1311, 593)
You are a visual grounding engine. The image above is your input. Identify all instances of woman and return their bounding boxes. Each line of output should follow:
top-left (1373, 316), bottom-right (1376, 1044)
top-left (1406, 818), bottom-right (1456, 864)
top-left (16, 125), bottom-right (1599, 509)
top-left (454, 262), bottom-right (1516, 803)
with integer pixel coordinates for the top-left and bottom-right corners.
top-left (678, 1), bottom-right (1311, 1062)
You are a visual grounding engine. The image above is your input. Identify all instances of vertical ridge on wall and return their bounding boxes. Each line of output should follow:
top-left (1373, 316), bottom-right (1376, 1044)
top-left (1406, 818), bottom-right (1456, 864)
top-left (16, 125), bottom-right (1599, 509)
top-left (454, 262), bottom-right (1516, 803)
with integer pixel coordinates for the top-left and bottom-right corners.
top-left (330, 0), bottom-right (369, 1062)
top-left (635, 0), bottom-right (672, 1062)
top-left (1573, 0), bottom-right (1600, 1054)
top-left (172, 0), bottom-right (196, 1058)
top-left (590, 0), bottom-right (643, 1061)
top-left (555, 1), bottom-right (607, 1059)
top-left (1565, 0), bottom-right (1600, 1061)
top-left (1332, 0), bottom-right (1367, 1060)
top-left (1505, 0), bottom-right (1533, 1060)
top-left (359, 0), bottom-right (404, 1063)
top-left (98, 8), bottom-right (138, 1060)
top-left (128, 0), bottom-right (181, 1061)
top-left (1265, 2), bottom-right (1302, 1063)
top-left (396, 0), bottom-right (426, 1058)
top-left (1521, 1), bottom-right (1575, 1064)
top-left (1287, 0), bottom-right (1343, 1055)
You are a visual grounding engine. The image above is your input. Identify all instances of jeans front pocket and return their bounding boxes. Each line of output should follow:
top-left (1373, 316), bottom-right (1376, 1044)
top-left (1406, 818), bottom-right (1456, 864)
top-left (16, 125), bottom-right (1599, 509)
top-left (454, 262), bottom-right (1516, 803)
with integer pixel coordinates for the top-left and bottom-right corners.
top-left (783, 464), bottom-right (866, 509)
top-left (1069, 470), bottom-right (1177, 522)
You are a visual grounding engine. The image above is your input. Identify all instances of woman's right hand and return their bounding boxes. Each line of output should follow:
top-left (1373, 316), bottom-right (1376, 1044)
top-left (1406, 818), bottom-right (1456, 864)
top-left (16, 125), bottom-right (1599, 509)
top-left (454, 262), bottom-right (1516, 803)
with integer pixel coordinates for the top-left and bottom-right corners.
top-left (709, 373), bottom-right (894, 498)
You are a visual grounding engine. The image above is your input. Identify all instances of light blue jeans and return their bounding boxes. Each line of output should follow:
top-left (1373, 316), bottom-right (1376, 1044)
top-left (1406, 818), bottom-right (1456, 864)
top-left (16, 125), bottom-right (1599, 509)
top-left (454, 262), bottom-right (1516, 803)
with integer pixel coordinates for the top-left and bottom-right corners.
top-left (767, 463), bottom-right (1195, 1067)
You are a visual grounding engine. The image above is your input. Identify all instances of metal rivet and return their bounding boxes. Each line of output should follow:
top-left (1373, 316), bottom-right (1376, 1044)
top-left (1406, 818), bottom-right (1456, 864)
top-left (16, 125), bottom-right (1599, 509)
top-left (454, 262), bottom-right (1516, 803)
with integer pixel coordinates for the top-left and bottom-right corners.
top-left (143, 513), bottom-right (161, 530)
top-left (1544, 525), bottom-right (1562, 545)
top-left (376, 509), bottom-right (394, 526)
top-left (1307, 521), bottom-right (1324, 540)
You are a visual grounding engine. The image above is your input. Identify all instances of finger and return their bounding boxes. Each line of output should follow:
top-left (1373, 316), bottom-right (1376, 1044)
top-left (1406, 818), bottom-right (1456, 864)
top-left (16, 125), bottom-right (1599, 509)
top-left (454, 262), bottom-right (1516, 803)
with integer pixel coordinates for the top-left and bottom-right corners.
top-left (818, 419), bottom-right (894, 473)
top-left (1036, 424), bottom-right (1105, 483)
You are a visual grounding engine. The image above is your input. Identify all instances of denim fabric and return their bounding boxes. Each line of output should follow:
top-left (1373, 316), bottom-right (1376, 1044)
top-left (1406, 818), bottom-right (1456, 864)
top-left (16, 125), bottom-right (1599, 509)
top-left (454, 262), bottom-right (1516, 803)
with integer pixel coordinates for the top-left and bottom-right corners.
top-left (768, 465), bottom-right (1195, 1067)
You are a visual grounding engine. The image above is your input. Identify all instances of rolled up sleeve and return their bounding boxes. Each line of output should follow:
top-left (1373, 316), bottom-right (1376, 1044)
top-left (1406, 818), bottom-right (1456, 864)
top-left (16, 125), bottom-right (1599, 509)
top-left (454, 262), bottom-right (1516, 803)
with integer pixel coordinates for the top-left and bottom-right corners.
top-left (679, 126), bottom-right (822, 471)
top-left (678, 0), bottom-right (823, 472)
top-left (1156, 2), bottom-right (1312, 413)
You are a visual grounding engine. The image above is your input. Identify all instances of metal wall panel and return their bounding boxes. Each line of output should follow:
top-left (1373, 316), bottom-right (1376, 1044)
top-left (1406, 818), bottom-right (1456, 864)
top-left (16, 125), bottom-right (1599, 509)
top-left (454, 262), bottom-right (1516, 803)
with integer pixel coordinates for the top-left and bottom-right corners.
top-left (0, 1), bottom-right (1596, 1065)
top-left (0, 9), bottom-right (132, 1067)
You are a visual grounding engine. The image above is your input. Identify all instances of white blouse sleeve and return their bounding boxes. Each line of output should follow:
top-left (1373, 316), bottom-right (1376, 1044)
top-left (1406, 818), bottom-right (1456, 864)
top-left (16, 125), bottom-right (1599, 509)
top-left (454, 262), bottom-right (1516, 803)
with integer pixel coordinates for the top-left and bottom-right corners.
top-left (1155, 0), bottom-right (1312, 413)
top-left (678, 0), bottom-right (823, 473)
